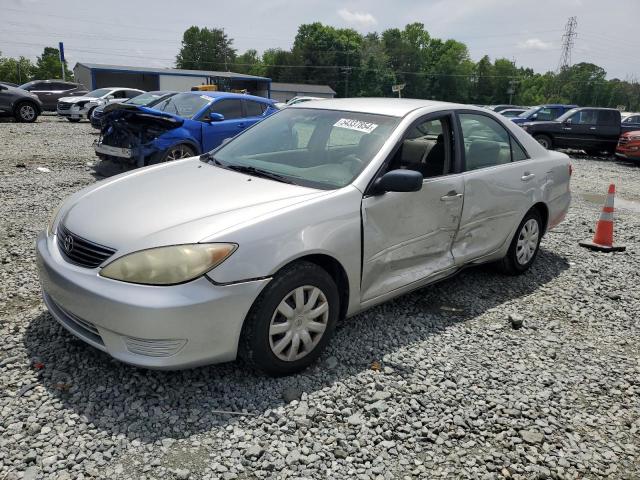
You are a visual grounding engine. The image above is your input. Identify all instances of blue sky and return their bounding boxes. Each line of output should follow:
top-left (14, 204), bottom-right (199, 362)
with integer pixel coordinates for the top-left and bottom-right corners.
top-left (2, 0), bottom-right (639, 80)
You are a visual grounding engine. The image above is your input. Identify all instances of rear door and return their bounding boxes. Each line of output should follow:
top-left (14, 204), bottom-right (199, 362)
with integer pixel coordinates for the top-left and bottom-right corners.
top-left (242, 99), bottom-right (267, 128)
top-left (452, 111), bottom-right (540, 264)
top-left (558, 109), bottom-right (598, 149)
top-left (361, 112), bottom-right (464, 302)
top-left (200, 98), bottom-right (245, 151)
top-left (596, 110), bottom-right (621, 150)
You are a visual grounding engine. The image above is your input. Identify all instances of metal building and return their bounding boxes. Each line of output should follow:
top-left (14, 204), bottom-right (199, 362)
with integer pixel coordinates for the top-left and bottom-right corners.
top-left (73, 62), bottom-right (272, 97)
top-left (270, 82), bottom-right (336, 102)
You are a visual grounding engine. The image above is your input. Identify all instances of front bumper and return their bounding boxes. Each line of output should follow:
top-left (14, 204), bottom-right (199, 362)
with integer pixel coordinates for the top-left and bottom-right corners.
top-left (36, 232), bottom-right (270, 369)
top-left (57, 104), bottom-right (89, 119)
top-left (615, 149), bottom-right (640, 161)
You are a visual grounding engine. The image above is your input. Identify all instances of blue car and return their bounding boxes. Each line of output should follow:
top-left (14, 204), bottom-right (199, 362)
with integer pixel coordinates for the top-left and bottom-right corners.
top-left (511, 104), bottom-right (578, 125)
top-left (95, 92), bottom-right (278, 167)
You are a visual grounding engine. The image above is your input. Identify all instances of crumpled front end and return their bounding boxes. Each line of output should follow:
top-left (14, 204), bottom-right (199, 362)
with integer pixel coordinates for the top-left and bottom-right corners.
top-left (95, 106), bottom-right (184, 167)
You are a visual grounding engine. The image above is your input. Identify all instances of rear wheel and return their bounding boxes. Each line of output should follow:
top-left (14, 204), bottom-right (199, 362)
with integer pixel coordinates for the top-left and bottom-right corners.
top-left (14, 101), bottom-right (38, 123)
top-left (239, 261), bottom-right (339, 376)
top-left (533, 134), bottom-right (553, 150)
top-left (501, 209), bottom-right (543, 275)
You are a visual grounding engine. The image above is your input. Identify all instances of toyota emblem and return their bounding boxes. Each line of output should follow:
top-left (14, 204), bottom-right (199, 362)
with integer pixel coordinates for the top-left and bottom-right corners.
top-left (64, 234), bottom-right (74, 253)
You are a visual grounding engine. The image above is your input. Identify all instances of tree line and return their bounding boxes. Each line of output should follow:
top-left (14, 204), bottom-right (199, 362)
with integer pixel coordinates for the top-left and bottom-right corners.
top-left (176, 23), bottom-right (640, 110)
top-left (0, 47), bottom-right (74, 85)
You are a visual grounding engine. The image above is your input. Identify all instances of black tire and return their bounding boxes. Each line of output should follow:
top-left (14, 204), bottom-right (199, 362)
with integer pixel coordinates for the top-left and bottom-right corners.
top-left (87, 106), bottom-right (96, 121)
top-left (66, 118), bottom-right (81, 123)
top-left (13, 101), bottom-right (39, 123)
top-left (533, 134), bottom-right (553, 150)
top-left (149, 144), bottom-right (196, 165)
top-left (239, 261), bottom-right (340, 376)
top-left (501, 209), bottom-right (543, 275)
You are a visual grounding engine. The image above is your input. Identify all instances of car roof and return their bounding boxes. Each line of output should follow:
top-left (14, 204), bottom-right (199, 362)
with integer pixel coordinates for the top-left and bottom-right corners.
top-left (193, 91), bottom-right (274, 103)
top-left (291, 97), bottom-right (467, 117)
top-left (541, 104), bottom-right (578, 107)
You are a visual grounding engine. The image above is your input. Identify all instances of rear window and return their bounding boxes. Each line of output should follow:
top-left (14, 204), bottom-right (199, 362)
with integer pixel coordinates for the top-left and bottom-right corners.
top-left (597, 110), bottom-right (618, 125)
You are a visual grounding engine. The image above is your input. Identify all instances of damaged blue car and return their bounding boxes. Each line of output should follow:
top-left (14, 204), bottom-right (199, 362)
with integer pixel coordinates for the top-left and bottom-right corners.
top-left (94, 91), bottom-right (278, 167)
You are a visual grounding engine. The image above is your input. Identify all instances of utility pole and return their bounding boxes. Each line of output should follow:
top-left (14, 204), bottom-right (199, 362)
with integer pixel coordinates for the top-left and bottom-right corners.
top-left (507, 79), bottom-right (518, 104)
top-left (557, 17), bottom-right (577, 72)
top-left (341, 51), bottom-right (352, 97)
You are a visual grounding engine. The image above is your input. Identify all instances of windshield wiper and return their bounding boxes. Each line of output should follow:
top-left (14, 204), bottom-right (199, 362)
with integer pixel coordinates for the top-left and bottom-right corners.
top-left (225, 164), bottom-right (296, 184)
top-left (200, 152), bottom-right (223, 166)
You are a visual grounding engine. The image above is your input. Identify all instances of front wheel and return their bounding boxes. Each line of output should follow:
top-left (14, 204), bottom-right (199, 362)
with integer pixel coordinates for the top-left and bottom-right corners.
top-left (150, 144), bottom-right (195, 164)
top-left (14, 102), bottom-right (38, 123)
top-left (533, 134), bottom-right (553, 150)
top-left (239, 261), bottom-right (339, 376)
top-left (501, 209), bottom-right (543, 275)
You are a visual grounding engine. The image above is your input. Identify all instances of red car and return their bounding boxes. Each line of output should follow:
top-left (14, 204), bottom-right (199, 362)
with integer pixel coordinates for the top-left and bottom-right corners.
top-left (616, 130), bottom-right (640, 161)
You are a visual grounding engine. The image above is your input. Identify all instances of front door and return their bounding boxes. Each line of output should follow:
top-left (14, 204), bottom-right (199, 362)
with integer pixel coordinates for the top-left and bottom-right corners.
top-left (361, 113), bottom-right (464, 302)
top-left (201, 98), bottom-right (246, 151)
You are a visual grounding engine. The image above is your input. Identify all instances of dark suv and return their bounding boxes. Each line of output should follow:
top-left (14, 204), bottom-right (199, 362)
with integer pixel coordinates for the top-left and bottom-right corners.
top-left (521, 107), bottom-right (637, 155)
top-left (19, 80), bottom-right (87, 111)
top-left (0, 83), bottom-right (43, 122)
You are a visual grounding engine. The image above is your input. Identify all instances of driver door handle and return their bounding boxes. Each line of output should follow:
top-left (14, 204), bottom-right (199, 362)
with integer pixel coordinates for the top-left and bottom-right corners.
top-left (521, 172), bottom-right (536, 181)
top-left (563, 127), bottom-right (572, 130)
top-left (440, 192), bottom-right (463, 201)
top-left (589, 126), bottom-right (597, 130)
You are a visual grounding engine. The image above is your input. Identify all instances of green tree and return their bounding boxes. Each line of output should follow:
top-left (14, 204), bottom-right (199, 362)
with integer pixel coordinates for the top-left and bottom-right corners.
top-left (0, 52), bottom-right (35, 84)
top-left (234, 49), bottom-right (263, 76)
top-left (34, 47), bottom-right (73, 80)
top-left (473, 55), bottom-right (495, 104)
top-left (176, 26), bottom-right (236, 71)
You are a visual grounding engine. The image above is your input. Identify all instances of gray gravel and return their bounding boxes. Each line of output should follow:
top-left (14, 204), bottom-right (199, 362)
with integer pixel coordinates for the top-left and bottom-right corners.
top-left (1, 116), bottom-right (639, 479)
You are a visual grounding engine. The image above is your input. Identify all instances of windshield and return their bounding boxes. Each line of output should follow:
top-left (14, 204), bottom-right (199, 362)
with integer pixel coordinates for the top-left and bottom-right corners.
top-left (19, 81), bottom-right (36, 89)
top-left (210, 108), bottom-right (400, 189)
top-left (152, 93), bottom-right (211, 118)
top-left (518, 106), bottom-right (540, 118)
top-left (556, 108), bottom-right (580, 122)
top-left (86, 88), bottom-right (113, 98)
top-left (125, 92), bottom-right (169, 106)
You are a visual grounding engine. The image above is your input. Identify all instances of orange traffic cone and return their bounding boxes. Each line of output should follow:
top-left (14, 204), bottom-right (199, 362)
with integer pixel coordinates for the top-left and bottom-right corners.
top-left (579, 184), bottom-right (626, 252)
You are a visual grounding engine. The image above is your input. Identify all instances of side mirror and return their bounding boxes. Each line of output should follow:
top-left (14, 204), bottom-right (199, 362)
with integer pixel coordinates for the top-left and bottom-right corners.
top-left (530, 113), bottom-right (538, 120)
top-left (105, 95), bottom-right (114, 100)
top-left (372, 169), bottom-right (423, 195)
top-left (564, 118), bottom-right (573, 124)
top-left (208, 113), bottom-right (224, 122)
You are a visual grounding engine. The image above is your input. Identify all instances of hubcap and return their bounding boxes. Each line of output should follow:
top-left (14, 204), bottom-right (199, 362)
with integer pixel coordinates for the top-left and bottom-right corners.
top-left (20, 105), bottom-right (35, 121)
top-left (269, 285), bottom-right (329, 362)
top-left (516, 218), bottom-right (539, 265)
top-left (536, 137), bottom-right (549, 149)
top-left (166, 146), bottom-right (192, 161)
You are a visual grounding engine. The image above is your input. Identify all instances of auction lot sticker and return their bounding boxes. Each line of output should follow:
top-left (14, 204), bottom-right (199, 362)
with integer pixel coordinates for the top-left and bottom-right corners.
top-left (334, 118), bottom-right (378, 133)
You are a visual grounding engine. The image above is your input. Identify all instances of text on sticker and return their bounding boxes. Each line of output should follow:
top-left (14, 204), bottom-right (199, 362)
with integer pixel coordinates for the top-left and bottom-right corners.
top-left (334, 118), bottom-right (378, 133)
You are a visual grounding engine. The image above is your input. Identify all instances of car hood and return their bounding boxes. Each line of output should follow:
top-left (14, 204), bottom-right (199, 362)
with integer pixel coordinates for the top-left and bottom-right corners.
top-left (59, 95), bottom-right (103, 103)
top-left (60, 158), bottom-right (327, 254)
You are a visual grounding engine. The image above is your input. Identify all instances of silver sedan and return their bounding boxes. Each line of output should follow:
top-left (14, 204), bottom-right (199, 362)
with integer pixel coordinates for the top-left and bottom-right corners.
top-left (37, 98), bottom-right (571, 375)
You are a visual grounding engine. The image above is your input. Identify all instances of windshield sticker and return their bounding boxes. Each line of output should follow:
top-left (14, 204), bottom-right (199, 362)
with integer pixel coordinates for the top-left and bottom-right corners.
top-left (334, 118), bottom-right (378, 133)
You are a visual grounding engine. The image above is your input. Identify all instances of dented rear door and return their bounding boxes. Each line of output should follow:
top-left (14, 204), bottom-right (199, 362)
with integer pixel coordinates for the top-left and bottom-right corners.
top-left (361, 174), bottom-right (464, 303)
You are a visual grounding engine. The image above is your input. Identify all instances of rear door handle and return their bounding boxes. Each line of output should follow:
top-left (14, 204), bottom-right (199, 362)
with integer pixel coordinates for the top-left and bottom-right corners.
top-left (237, 123), bottom-right (245, 128)
top-left (440, 192), bottom-right (463, 201)
top-left (589, 127), bottom-right (597, 130)
top-left (563, 127), bottom-right (572, 130)
top-left (521, 172), bottom-right (536, 181)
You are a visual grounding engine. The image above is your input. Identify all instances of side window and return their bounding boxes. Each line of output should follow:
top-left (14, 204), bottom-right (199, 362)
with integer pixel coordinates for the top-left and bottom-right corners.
top-left (28, 82), bottom-right (46, 91)
top-left (569, 110), bottom-right (597, 125)
top-left (597, 110), bottom-right (617, 125)
top-left (511, 139), bottom-right (529, 162)
top-left (125, 90), bottom-right (141, 99)
top-left (112, 90), bottom-right (127, 99)
top-left (549, 108), bottom-right (563, 120)
top-left (460, 113), bottom-right (513, 170)
top-left (386, 116), bottom-right (451, 178)
top-left (536, 108), bottom-right (553, 121)
top-left (210, 99), bottom-right (243, 120)
top-left (244, 100), bottom-right (264, 117)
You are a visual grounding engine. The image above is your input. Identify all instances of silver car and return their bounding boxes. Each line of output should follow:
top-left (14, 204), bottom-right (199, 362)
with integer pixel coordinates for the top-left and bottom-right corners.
top-left (57, 87), bottom-right (144, 122)
top-left (37, 98), bottom-right (571, 375)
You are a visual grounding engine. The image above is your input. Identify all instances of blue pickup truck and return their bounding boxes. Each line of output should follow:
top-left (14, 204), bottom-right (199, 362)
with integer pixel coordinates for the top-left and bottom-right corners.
top-left (511, 104), bottom-right (578, 125)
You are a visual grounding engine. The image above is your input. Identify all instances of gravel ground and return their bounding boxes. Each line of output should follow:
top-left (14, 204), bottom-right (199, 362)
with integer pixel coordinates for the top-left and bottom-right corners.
top-left (1, 116), bottom-right (639, 480)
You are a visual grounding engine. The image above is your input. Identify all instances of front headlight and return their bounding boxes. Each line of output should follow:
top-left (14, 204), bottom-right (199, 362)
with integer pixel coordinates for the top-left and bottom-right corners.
top-left (46, 202), bottom-right (63, 236)
top-left (100, 243), bottom-right (237, 285)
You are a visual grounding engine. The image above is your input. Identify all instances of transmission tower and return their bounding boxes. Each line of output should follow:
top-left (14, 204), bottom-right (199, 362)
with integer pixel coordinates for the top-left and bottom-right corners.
top-left (557, 16), bottom-right (578, 72)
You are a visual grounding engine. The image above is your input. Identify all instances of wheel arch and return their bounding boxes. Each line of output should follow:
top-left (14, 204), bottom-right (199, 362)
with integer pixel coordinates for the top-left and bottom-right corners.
top-left (272, 253), bottom-right (350, 321)
top-left (13, 99), bottom-right (41, 116)
top-left (530, 201), bottom-right (549, 235)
